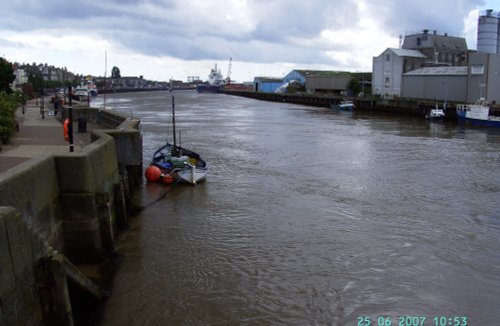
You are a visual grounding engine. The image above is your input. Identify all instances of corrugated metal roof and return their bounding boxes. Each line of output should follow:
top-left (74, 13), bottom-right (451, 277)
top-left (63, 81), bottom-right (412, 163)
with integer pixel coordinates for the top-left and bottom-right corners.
top-left (402, 33), bottom-right (468, 51)
top-left (404, 66), bottom-right (468, 75)
top-left (390, 48), bottom-right (427, 58)
top-left (293, 70), bottom-right (351, 77)
top-left (254, 77), bottom-right (283, 82)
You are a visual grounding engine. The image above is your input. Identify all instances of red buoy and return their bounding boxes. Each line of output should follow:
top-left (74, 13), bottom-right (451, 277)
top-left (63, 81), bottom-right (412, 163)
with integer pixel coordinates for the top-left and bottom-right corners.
top-left (162, 174), bottom-right (174, 184)
top-left (145, 165), bottom-right (161, 182)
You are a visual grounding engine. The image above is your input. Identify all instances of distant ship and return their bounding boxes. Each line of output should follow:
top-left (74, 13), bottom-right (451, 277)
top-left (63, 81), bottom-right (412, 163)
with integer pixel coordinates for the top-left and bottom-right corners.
top-left (196, 64), bottom-right (225, 93)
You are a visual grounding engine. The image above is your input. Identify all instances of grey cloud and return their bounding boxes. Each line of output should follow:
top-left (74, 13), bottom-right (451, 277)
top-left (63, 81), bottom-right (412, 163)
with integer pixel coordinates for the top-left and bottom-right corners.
top-left (0, 0), bottom-right (487, 65)
top-left (364, 0), bottom-right (485, 36)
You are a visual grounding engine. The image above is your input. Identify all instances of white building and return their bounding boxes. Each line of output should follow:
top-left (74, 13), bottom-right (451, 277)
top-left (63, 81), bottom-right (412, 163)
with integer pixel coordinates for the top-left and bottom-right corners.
top-left (13, 69), bottom-right (28, 86)
top-left (372, 48), bottom-right (426, 98)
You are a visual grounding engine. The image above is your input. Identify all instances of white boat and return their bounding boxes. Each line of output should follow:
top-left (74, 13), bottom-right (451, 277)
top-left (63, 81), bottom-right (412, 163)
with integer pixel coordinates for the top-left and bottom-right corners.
top-left (456, 99), bottom-right (500, 127)
top-left (145, 95), bottom-right (208, 185)
top-left (74, 86), bottom-right (90, 100)
top-left (426, 104), bottom-right (445, 119)
top-left (331, 100), bottom-right (355, 110)
top-left (196, 64), bottom-right (224, 93)
top-left (74, 83), bottom-right (98, 100)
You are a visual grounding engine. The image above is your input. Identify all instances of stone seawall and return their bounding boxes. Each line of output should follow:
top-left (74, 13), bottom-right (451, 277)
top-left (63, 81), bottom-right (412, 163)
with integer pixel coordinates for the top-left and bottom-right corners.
top-left (0, 108), bottom-right (142, 325)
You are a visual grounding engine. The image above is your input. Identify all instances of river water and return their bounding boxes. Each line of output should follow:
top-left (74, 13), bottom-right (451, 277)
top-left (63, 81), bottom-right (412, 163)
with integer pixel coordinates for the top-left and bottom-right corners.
top-left (95, 91), bottom-right (500, 325)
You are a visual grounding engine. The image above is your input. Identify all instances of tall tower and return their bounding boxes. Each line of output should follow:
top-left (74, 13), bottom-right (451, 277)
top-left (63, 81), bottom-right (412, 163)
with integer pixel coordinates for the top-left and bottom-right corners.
top-left (477, 9), bottom-right (500, 54)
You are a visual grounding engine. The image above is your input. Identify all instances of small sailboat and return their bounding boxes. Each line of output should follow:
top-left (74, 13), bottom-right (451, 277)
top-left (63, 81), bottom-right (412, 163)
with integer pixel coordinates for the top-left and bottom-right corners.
top-left (145, 95), bottom-right (208, 185)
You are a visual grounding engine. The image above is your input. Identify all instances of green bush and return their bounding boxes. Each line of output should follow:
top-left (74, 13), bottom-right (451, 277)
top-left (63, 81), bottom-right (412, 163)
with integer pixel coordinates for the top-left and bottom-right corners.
top-left (0, 92), bottom-right (21, 144)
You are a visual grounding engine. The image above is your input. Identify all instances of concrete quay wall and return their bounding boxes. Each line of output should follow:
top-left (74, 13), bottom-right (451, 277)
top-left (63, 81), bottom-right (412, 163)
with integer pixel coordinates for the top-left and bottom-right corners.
top-left (0, 108), bottom-right (143, 325)
top-left (221, 90), bottom-right (459, 119)
top-left (60, 105), bottom-right (143, 192)
top-left (0, 207), bottom-right (49, 326)
top-left (220, 89), bottom-right (342, 107)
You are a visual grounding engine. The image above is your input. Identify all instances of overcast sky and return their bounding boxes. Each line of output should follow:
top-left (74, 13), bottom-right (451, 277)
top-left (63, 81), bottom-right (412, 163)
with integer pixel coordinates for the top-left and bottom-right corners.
top-left (0, 0), bottom-right (497, 82)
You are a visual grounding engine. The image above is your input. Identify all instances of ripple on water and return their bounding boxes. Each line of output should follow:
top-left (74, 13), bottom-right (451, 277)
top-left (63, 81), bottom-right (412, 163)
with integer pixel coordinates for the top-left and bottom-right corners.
top-left (101, 91), bottom-right (500, 325)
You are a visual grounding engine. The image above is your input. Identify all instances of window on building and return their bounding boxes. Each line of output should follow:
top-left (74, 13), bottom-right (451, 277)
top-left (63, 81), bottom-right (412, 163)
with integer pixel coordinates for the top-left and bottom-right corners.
top-left (386, 54), bottom-right (390, 61)
top-left (417, 37), bottom-right (421, 46)
top-left (385, 77), bottom-right (390, 87)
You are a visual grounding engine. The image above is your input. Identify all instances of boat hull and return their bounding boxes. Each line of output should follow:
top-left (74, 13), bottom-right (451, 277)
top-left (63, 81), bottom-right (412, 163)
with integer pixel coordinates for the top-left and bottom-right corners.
top-left (457, 114), bottom-right (500, 127)
top-left (456, 104), bottom-right (500, 127)
top-left (331, 105), bottom-right (354, 110)
top-left (196, 84), bottom-right (221, 93)
top-left (331, 101), bottom-right (354, 110)
top-left (337, 105), bottom-right (354, 110)
top-left (176, 166), bottom-right (208, 185)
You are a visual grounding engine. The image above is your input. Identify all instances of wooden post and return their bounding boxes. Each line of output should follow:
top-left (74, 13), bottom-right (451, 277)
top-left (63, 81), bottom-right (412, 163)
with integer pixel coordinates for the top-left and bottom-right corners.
top-left (49, 257), bottom-right (74, 326)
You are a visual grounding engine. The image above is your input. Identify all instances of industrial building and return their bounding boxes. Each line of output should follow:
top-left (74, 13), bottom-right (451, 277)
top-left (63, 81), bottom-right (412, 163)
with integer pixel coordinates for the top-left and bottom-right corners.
top-left (254, 70), bottom-right (369, 95)
top-left (466, 52), bottom-right (500, 103)
top-left (305, 73), bottom-right (351, 94)
top-left (253, 77), bottom-right (283, 93)
top-left (401, 53), bottom-right (500, 104)
top-left (373, 9), bottom-right (500, 104)
top-left (372, 48), bottom-right (427, 97)
top-left (401, 66), bottom-right (467, 102)
top-left (402, 30), bottom-right (468, 66)
top-left (477, 9), bottom-right (500, 54)
top-left (373, 30), bottom-right (469, 99)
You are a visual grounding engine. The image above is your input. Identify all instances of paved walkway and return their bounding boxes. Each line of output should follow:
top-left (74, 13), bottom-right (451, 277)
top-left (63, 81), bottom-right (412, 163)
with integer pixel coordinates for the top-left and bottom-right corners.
top-left (0, 98), bottom-right (95, 173)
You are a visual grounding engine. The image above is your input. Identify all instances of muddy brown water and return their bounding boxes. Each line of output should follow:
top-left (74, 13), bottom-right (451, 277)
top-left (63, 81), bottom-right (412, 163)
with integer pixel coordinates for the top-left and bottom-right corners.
top-left (93, 91), bottom-right (500, 325)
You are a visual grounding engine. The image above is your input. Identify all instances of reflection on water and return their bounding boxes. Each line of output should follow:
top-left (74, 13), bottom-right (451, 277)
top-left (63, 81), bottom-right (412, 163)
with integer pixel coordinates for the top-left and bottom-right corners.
top-left (100, 91), bottom-right (500, 325)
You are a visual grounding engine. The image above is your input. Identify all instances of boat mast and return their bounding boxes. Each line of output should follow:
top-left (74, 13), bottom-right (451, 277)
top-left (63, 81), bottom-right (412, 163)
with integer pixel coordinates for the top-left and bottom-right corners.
top-left (172, 95), bottom-right (176, 148)
top-left (104, 50), bottom-right (107, 110)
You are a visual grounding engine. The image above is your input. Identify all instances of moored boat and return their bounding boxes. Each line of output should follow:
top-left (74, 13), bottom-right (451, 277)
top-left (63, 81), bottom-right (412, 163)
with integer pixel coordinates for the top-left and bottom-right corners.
top-left (197, 64), bottom-right (224, 93)
top-left (425, 104), bottom-right (445, 120)
top-left (73, 83), bottom-right (98, 100)
top-left (145, 95), bottom-right (208, 185)
top-left (331, 100), bottom-right (355, 110)
top-left (88, 84), bottom-right (98, 96)
top-left (147, 143), bottom-right (208, 185)
top-left (74, 85), bottom-right (90, 101)
top-left (456, 99), bottom-right (500, 127)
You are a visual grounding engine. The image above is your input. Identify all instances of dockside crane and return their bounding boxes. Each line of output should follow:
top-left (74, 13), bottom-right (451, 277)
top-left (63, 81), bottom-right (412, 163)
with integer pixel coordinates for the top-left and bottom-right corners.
top-left (225, 57), bottom-right (232, 84)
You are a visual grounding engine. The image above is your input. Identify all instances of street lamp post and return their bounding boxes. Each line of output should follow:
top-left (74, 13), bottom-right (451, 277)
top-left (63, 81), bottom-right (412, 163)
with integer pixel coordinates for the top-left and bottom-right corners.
top-left (68, 85), bottom-right (74, 152)
top-left (40, 86), bottom-right (44, 119)
top-left (33, 74), bottom-right (38, 106)
top-left (39, 70), bottom-right (45, 119)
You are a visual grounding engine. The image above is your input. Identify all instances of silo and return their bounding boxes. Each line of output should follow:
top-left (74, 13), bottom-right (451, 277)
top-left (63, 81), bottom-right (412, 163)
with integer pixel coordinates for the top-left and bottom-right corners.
top-left (477, 9), bottom-right (500, 54)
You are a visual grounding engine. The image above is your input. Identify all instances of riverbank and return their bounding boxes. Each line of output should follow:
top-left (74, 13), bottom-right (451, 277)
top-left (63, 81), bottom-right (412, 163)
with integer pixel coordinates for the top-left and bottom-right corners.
top-left (219, 89), bottom-right (462, 120)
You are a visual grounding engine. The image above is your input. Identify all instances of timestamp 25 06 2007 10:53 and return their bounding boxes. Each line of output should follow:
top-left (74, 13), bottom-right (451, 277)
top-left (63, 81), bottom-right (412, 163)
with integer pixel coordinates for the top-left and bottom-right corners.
top-left (357, 316), bottom-right (468, 326)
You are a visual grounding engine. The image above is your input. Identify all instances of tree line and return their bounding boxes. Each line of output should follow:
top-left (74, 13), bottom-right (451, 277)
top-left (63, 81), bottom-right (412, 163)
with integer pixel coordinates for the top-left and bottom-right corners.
top-left (0, 58), bottom-right (24, 145)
